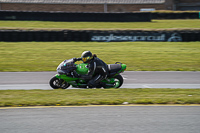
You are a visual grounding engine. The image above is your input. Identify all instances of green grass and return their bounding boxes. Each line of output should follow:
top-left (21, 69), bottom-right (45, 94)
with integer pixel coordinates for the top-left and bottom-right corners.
top-left (0, 20), bottom-right (200, 30)
top-left (0, 42), bottom-right (200, 71)
top-left (0, 89), bottom-right (200, 107)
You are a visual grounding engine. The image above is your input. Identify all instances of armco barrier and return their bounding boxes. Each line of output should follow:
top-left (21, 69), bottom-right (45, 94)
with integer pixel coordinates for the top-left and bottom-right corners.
top-left (0, 11), bottom-right (151, 22)
top-left (0, 30), bottom-right (200, 42)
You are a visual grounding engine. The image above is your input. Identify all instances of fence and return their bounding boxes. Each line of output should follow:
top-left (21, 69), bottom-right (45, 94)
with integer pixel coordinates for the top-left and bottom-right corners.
top-left (0, 30), bottom-right (199, 42)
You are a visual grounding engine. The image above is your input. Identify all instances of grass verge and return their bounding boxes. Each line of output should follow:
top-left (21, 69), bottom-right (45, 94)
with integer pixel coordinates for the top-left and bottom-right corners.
top-left (0, 89), bottom-right (200, 107)
top-left (0, 20), bottom-right (200, 30)
top-left (0, 42), bottom-right (200, 71)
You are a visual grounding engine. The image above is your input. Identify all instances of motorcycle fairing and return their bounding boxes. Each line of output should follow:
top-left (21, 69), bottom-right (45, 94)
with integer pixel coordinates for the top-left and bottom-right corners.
top-left (54, 59), bottom-right (126, 88)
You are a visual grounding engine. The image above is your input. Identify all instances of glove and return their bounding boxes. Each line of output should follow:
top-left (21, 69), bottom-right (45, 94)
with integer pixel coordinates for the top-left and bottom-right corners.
top-left (73, 57), bottom-right (82, 62)
top-left (73, 58), bottom-right (78, 62)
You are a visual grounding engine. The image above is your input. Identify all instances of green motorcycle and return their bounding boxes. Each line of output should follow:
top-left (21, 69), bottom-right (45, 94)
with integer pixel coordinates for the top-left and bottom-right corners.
top-left (49, 58), bottom-right (126, 89)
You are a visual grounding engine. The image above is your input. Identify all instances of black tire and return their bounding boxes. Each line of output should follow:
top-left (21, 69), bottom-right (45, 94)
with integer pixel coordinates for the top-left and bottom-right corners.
top-left (104, 75), bottom-right (123, 88)
top-left (49, 76), bottom-right (70, 89)
top-left (113, 75), bottom-right (123, 88)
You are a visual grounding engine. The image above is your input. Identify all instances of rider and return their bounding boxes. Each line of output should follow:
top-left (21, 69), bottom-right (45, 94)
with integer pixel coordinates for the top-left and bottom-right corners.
top-left (73, 51), bottom-right (109, 88)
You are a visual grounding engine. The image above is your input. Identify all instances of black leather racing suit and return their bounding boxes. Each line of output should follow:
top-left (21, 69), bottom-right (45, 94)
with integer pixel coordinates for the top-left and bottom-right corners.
top-left (80, 57), bottom-right (109, 88)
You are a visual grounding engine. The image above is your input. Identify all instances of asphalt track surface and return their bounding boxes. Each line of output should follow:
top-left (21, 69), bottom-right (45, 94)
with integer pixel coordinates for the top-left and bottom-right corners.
top-left (1, 72), bottom-right (200, 133)
top-left (0, 71), bottom-right (200, 89)
top-left (1, 105), bottom-right (200, 133)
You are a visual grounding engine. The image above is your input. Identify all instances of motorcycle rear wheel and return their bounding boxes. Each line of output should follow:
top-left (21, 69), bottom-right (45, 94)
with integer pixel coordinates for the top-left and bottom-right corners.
top-left (104, 75), bottom-right (123, 88)
top-left (49, 76), bottom-right (70, 89)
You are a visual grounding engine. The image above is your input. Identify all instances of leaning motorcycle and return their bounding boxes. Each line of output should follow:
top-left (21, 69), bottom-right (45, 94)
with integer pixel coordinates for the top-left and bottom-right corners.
top-left (49, 58), bottom-right (126, 89)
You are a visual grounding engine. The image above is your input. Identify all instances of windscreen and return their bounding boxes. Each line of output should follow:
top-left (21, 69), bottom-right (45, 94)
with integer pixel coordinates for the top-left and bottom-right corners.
top-left (57, 59), bottom-right (74, 70)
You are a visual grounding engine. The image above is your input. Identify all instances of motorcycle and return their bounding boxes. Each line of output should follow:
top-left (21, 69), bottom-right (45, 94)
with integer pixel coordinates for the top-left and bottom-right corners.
top-left (49, 58), bottom-right (126, 89)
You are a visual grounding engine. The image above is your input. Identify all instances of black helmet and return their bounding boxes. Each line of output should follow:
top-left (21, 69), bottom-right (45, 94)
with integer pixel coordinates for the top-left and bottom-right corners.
top-left (81, 51), bottom-right (93, 63)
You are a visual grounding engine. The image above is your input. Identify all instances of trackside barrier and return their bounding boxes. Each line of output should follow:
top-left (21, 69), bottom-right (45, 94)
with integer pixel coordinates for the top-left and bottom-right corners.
top-left (0, 11), bottom-right (199, 21)
top-left (151, 12), bottom-right (199, 19)
top-left (0, 30), bottom-right (200, 42)
top-left (0, 11), bottom-right (151, 22)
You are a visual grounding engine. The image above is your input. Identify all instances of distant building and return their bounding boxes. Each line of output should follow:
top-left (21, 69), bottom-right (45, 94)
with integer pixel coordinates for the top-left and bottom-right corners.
top-left (175, 0), bottom-right (200, 11)
top-left (0, 0), bottom-right (199, 12)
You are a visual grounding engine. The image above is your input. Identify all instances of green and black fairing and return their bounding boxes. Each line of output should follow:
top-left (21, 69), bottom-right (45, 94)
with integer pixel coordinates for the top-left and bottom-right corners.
top-left (55, 58), bottom-right (89, 88)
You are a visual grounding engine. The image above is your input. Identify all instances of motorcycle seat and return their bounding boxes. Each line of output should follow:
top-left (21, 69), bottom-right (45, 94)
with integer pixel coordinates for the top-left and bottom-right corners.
top-left (108, 64), bottom-right (122, 73)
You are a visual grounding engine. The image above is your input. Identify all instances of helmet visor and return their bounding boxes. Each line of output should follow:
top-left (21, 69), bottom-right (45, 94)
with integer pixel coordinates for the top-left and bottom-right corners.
top-left (82, 56), bottom-right (91, 62)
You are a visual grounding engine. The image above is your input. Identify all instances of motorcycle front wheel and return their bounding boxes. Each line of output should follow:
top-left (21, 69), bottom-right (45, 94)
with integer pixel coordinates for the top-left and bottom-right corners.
top-left (49, 76), bottom-right (70, 89)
